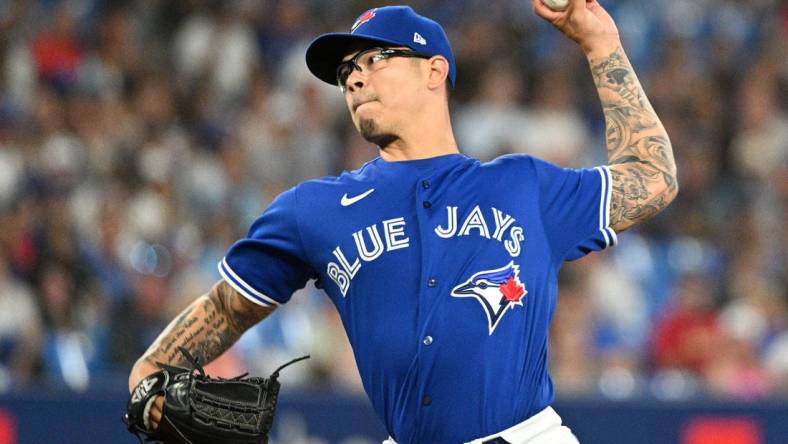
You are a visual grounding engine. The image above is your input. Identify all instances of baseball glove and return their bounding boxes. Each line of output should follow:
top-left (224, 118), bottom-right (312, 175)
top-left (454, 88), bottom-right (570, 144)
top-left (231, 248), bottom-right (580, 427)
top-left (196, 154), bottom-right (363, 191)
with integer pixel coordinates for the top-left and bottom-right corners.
top-left (125, 347), bottom-right (309, 444)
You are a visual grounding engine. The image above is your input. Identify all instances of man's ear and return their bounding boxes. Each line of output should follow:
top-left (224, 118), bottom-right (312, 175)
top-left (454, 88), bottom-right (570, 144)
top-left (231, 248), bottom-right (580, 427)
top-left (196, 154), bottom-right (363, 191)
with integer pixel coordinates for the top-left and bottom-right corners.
top-left (426, 56), bottom-right (450, 91)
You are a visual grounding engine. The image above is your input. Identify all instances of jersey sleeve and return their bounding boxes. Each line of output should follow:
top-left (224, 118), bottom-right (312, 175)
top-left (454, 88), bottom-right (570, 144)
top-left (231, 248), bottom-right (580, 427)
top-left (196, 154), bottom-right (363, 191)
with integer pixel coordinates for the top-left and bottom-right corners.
top-left (532, 157), bottom-right (617, 262)
top-left (218, 186), bottom-right (314, 307)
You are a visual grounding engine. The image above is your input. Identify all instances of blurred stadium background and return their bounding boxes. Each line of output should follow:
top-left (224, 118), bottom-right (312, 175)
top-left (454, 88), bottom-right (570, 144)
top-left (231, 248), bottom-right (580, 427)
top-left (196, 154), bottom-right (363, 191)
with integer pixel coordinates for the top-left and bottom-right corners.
top-left (0, 0), bottom-right (786, 443)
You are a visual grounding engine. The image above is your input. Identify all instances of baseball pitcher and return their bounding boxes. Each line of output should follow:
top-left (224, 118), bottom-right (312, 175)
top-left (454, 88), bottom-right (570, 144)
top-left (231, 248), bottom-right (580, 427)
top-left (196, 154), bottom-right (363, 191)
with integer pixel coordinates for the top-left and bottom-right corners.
top-left (126, 2), bottom-right (677, 443)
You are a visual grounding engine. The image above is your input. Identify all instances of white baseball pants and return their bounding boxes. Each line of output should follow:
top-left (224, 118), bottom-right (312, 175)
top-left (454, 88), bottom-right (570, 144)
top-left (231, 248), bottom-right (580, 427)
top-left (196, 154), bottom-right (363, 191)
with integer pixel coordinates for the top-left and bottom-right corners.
top-left (383, 406), bottom-right (580, 444)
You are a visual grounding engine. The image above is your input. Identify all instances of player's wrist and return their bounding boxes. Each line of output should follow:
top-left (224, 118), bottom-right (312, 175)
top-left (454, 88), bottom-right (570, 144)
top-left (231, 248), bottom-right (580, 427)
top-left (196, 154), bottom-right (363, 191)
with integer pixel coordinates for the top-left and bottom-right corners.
top-left (128, 357), bottom-right (160, 392)
top-left (581, 35), bottom-right (622, 60)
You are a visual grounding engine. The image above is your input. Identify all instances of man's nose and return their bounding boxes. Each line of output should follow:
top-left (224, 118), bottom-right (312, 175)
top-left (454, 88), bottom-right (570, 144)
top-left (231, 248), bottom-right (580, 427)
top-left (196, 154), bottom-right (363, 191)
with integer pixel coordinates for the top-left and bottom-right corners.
top-left (346, 68), bottom-right (367, 93)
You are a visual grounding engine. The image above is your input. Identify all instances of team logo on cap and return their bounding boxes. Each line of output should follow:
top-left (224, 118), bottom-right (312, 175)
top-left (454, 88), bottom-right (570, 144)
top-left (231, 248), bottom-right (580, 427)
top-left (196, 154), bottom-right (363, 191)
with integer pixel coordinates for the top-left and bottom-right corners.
top-left (351, 9), bottom-right (377, 33)
top-left (451, 261), bottom-right (527, 334)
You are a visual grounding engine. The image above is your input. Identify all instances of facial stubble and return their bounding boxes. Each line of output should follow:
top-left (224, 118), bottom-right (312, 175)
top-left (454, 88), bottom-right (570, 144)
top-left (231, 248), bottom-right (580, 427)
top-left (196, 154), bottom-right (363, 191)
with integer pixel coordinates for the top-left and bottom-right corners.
top-left (358, 117), bottom-right (397, 148)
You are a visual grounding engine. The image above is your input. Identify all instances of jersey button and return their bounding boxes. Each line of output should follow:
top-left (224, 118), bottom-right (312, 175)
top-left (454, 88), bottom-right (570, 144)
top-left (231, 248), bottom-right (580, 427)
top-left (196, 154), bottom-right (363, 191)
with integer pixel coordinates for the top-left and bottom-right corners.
top-left (423, 201), bottom-right (432, 209)
top-left (422, 395), bottom-right (432, 406)
top-left (422, 180), bottom-right (430, 189)
top-left (423, 336), bottom-right (433, 346)
top-left (427, 278), bottom-right (437, 287)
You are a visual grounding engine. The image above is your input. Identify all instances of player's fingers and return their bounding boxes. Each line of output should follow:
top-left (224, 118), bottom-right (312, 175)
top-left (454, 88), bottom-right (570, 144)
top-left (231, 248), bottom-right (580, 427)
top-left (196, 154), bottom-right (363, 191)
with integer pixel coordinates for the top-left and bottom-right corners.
top-left (569, 0), bottom-right (587, 10)
top-left (531, 0), bottom-right (563, 21)
top-left (149, 396), bottom-right (164, 429)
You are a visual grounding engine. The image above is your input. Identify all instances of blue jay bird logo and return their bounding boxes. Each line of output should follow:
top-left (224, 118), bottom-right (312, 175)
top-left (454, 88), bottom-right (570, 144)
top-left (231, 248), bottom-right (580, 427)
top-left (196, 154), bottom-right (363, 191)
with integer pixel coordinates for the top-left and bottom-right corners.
top-left (351, 9), bottom-right (377, 32)
top-left (451, 261), bottom-right (527, 334)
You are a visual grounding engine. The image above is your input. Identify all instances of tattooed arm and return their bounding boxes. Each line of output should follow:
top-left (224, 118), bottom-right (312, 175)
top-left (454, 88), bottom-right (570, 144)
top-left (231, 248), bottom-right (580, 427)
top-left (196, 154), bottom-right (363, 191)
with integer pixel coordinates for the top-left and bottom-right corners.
top-left (128, 280), bottom-right (274, 429)
top-left (128, 279), bottom-right (275, 390)
top-left (589, 46), bottom-right (678, 232)
top-left (532, 0), bottom-right (678, 232)
top-left (129, 280), bottom-right (274, 387)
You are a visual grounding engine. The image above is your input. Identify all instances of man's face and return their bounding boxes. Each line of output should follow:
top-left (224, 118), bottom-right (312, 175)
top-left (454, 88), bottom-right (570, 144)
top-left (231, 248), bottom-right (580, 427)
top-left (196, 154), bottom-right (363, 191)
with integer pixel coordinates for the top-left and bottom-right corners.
top-left (340, 46), bottom-right (426, 147)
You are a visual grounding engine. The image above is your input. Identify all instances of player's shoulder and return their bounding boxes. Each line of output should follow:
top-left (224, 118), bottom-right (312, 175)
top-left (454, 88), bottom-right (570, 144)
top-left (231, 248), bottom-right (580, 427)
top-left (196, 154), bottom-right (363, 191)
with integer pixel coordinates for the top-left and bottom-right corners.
top-left (290, 158), bottom-right (378, 202)
top-left (473, 153), bottom-right (587, 189)
top-left (483, 153), bottom-right (582, 176)
top-left (479, 153), bottom-right (540, 172)
top-left (297, 158), bottom-right (376, 190)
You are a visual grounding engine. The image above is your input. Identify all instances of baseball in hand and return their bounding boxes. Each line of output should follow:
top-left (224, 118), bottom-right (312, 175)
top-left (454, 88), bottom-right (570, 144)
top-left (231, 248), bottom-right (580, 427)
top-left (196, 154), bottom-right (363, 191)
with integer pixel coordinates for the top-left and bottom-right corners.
top-left (541, 0), bottom-right (569, 11)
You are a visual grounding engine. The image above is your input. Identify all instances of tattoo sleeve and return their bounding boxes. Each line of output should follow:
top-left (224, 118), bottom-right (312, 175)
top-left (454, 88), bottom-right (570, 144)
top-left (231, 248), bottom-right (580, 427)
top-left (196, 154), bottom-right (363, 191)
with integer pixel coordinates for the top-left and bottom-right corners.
top-left (590, 46), bottom-right (678, 232)
top-left (137, 280), bottom-right (275, 369)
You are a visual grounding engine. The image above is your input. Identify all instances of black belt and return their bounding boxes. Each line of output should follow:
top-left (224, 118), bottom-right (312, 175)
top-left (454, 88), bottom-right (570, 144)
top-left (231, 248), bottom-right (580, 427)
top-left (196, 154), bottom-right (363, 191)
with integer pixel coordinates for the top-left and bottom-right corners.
top-left (482, 438), bottom-right (512, 444)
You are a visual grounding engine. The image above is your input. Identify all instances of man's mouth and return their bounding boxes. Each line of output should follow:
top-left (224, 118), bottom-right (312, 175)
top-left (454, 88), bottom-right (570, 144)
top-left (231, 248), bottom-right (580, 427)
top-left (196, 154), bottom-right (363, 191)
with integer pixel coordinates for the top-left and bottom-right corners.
top-left (353, 99), bottom-right (376, 112)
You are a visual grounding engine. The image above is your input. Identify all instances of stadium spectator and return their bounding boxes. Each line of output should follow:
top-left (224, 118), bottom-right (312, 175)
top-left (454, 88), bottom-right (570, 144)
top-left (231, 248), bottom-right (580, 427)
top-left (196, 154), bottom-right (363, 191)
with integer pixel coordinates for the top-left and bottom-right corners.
top-left (0, 0), bottom-right (785, 400)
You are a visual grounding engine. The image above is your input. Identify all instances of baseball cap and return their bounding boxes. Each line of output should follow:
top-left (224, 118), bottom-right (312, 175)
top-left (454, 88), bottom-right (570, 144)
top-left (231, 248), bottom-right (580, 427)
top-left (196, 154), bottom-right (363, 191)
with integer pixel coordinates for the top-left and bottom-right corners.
top-left (305, 6), bottom-right (456, 88)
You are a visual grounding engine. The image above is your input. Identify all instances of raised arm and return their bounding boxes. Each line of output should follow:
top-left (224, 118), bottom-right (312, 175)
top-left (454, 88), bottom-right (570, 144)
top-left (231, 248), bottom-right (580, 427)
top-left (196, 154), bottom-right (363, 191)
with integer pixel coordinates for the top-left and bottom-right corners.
top-left (128, 279), bottom-right (275, 427)
top-left (588, 43), bottom-right (677, 231)
top-left (533, 0), bottom-right (678, 232)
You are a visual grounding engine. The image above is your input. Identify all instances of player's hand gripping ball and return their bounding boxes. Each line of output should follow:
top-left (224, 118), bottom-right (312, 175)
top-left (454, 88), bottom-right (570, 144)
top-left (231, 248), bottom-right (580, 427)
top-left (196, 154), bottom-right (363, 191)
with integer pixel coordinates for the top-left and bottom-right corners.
top-left (541, 0), bottom-right (569, 11)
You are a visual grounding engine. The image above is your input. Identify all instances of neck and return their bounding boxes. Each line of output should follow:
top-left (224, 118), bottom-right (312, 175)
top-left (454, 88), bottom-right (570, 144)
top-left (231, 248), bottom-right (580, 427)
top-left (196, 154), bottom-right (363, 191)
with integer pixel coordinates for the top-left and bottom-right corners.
top-left (378, 103), bottom-right (459, 162)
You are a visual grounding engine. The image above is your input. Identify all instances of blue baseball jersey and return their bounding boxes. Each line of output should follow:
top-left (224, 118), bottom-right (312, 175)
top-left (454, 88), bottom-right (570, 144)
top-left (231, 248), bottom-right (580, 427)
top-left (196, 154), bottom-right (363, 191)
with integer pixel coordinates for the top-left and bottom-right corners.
top-left (219, 153), bottom-right (616, 444)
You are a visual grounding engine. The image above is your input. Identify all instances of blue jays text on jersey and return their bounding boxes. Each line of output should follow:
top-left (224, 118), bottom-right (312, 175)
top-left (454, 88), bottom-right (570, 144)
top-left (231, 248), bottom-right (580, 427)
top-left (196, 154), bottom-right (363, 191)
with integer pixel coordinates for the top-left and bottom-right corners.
top-left (218, 154), bottom-right (616, 444)
top-left (326, 204), bottom-right (525, 298)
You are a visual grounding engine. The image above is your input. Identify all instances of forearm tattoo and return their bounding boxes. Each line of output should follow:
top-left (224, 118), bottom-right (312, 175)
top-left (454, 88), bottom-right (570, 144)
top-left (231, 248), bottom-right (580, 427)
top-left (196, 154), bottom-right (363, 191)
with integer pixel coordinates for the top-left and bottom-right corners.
top-left (590, 46), bottom-right (678, 231)
top-left (141, 281), bottom-right (274, 368)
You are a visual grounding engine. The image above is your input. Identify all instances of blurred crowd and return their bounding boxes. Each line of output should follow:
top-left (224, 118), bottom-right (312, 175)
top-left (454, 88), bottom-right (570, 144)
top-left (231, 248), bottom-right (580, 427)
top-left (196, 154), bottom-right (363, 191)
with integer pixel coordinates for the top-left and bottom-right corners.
top-left (0, 0), bottom-right (786, 402)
